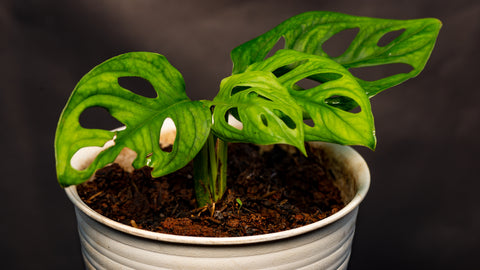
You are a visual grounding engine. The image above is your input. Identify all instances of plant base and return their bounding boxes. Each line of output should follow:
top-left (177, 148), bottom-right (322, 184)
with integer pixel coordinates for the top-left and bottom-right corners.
top-left (77, 143), bottom-right (346, 237)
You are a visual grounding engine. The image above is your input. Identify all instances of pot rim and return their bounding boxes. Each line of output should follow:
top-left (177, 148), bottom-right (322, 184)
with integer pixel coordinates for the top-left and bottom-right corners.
top-left (65, 141), bottom-right (370, 245)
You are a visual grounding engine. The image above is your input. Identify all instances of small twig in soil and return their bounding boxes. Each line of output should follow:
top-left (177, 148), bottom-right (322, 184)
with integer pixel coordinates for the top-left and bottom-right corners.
top-left (87, 191), bottom-right (103, 202)
top-left (260, 190), bottom-right (277, 199)
top-left (206, 217), bottom-right (222, 225)
top-left (218, 204), bottom-right (228, 213)
top-left (196, 206), bottom-right (209, 217)
top-left (130, 180), bottom-right (140, 194)
top-left (209, 202), bottom-right (216, 217)
top-left (191, 205), bottom-right (208, 214)
top-left (171, 203), bottom-right (179, 216)
top-left (241, 207), bottom-right (254, 213)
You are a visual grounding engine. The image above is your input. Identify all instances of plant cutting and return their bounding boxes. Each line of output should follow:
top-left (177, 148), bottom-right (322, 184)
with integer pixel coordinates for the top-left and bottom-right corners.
top-left (55, 11), bottom-right (441, 269)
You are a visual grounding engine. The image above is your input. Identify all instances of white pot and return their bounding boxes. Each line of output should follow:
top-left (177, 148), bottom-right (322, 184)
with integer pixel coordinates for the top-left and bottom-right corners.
top-left (65, 141), bottom-right (370, 270)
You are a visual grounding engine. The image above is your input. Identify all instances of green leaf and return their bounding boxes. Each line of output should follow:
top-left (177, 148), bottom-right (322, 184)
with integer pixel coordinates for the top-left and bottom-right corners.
top-left (211, 71), bottom-right (306, 154)
top-left (55, 52), bottom-right (211, 187)
top-left (231, 11), bottom-right (441, 98)
top-left (247, 49), bottom-right (376, 149)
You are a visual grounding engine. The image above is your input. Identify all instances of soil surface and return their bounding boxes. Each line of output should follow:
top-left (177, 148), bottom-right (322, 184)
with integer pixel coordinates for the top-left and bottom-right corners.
top-left (77, 143), bottom-right (346, 237)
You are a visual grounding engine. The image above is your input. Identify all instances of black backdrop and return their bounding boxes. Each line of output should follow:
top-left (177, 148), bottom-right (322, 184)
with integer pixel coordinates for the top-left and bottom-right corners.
top-left (1, 0), bottom-right (479, 269)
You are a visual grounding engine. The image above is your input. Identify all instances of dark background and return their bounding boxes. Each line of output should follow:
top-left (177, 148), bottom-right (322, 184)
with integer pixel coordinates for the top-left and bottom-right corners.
top-left (1, 0), bottom-right (478, 269)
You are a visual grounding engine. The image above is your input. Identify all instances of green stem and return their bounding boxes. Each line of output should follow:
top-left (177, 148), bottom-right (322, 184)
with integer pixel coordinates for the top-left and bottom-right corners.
top-left (216, 138), bottom-right (228, 201)
top-left (193, 132), bottom-right (228, 208)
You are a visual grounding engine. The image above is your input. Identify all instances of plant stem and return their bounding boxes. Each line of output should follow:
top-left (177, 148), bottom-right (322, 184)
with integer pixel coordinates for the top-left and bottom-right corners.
top-left (193, 132), bottom-right (228, 208)
top-left (216, 138), bottom-right (228, 201)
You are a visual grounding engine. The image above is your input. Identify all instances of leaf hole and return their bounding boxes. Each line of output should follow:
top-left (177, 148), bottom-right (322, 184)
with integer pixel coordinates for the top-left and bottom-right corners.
top-left (265, 36), bottom-right (286, 59)
top-left (272, 61), bottom-right (306, 78)
top-left (311, 72), bottom-right (343, 82)
top-left (231, 85), bottom-right (251, 96)
top-left (349, 63), bottom-right (414, 82)
top-left (349, 106), bottom-right (361, 113)
top-left (70, 136), bottom-right (124, 171)
top-left (377, 29), bottom-right (405, 47)
top-left (226, 108), bottom-right (243, 130)
top-left (303, 119), bottom-right (315, 127)
top-left (79, 106), bottom-right (123, 130)
top-left (294, 78), bottom-right (322, 90)
top-left (118, 76), bottom-right (157, 98)
top-left (247, 91), bottom-right (273, 102)
top-left (322, 28), bottom-right (359, 58)
top-left (273, 109), bottom-right (296, 129)
top-left (114, 147), bottom-right (138, 173)
top-left (293, 73), bottom-right (342, 91)
top-left (261, 114), bottom-right (268, 127)
top-left (258, 95), bottom-right (273, 102)
top-left (160, 117), bottom-right (176, 152)
top-left (325, 95), bottom-right (361, 114)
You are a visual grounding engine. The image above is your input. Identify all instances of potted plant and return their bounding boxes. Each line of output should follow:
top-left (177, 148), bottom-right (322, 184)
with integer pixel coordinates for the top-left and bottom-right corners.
top-left (55, 11), bottom-right (441, 269)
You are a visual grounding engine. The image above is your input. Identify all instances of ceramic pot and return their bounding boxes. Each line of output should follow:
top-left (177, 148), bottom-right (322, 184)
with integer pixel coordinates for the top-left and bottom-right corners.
top-left (65, 140), bottom-right (369, 270)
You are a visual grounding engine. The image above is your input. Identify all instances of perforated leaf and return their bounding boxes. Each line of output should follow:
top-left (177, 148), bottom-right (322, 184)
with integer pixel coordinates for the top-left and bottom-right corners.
top-left (211, 71), bottom-right (306, 154)
top-left (247, 50), bottom-right (376, 149)
top-left (232, 11), bottom-right (441, 101)
top-left (55, 52), bottom-right (211, 186)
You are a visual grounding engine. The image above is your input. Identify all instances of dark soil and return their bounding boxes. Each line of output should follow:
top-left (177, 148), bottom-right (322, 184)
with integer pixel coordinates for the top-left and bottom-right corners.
top-left (77, 143), bottom-right (346, 237)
